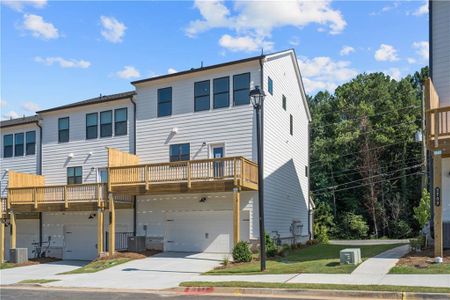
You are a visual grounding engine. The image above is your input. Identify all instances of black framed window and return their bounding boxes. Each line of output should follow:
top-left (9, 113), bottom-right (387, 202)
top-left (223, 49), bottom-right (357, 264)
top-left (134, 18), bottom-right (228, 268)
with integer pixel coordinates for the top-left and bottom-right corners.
top-left (3, 134), bottom-right (13, 158)
top-left (290, 114), bottom-right (293, 136)
top-left (86, 113), bottom-right (98, 139)
top-left (158, 87), bottom-right (172, 117)
top-left (282, 95), bottom-right (287, 110)
top-left (233, 73), bottom-right (250, 106)
top-left (268, 76), bottom-right (273, 95)
top-left (26, 131), bottom-right (36, 155)
top-left (14, 133), bottom-right (24, 156)
top-left (114, 108), bottom-right (128, 136)
top-left (169, 143), bottom-right (190, 162)
top-left (58, 117), bottom-right (69, 143)
top-left (213, 77), bottom-right (229, 109)
top-left (100, 110), bottom-right (112, 137)
top-left (67, 166), bottom-right (82, 185)
top-left (194, 80), bottom-right (210, 112)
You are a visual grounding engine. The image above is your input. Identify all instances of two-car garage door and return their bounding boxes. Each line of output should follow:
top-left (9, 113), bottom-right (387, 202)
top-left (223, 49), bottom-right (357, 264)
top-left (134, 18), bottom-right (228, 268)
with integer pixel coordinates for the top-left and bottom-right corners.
top-left (165, 211), bottom-right (234, 253)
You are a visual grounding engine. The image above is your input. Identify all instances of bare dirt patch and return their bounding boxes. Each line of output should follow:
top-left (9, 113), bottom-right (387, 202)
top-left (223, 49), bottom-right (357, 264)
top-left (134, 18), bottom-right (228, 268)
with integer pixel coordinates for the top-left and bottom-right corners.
top-left (397, 248), bottom-right (450, 268)
top-left (96, 250), bottom-right (160, 261)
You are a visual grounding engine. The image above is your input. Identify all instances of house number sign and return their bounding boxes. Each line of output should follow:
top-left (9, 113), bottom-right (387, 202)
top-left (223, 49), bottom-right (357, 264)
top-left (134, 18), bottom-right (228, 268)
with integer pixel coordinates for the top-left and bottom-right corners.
top-left (435, 187), bottom-right (441, 207)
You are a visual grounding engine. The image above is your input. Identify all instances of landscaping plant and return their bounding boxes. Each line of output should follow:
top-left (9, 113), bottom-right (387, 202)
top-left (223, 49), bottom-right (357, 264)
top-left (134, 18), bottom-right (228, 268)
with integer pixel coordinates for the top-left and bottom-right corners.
top-left (265, 233), bottom-right (278, 257)
top-left (232, 241), bottom-right (252, 263)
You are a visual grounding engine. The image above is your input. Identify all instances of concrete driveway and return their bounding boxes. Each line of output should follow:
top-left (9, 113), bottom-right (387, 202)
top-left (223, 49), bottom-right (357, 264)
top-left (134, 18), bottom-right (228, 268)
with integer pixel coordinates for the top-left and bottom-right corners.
top-left (47, 252), bottom-right (224, 290)
top-left (0, 260), bottom-right (87, 285)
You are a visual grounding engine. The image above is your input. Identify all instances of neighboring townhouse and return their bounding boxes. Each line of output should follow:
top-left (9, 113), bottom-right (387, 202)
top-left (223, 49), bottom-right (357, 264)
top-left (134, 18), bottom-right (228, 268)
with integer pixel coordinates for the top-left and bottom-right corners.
top-left (1, 49), bottom-right (311, 261)
top-left (0, 115), bottom-right (41, 260)
top-left (427, 0), bottom-right (450, 256)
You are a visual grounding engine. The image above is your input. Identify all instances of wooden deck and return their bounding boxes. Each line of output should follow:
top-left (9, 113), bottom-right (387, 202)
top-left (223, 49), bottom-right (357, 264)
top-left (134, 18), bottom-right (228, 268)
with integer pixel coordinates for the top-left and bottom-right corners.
top-left (109, 156), bottom-right (258, 195)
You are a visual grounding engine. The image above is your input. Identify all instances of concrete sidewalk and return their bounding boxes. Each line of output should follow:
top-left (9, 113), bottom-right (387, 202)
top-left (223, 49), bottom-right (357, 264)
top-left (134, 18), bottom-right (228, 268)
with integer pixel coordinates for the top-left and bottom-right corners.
top-left (352, 244), bottom-right (410, 275)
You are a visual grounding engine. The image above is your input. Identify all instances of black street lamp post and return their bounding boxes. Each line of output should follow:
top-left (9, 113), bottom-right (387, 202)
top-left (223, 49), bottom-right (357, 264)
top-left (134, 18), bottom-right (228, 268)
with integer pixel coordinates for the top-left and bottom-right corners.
top-left (250, 85), bottom-right (266, 271)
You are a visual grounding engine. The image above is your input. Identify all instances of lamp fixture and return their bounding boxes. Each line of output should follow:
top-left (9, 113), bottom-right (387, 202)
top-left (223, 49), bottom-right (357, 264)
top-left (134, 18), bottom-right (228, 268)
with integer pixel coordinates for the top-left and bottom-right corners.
top-left (200, 197), bottom-right (207, 203)
top-left (68, 153), bottom-right (74, 158)
top-left (171, 127), bottom-right (178, 134)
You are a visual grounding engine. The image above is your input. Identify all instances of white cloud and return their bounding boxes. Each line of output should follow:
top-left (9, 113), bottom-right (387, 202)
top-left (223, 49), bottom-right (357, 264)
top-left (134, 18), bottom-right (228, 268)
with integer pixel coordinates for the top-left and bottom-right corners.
top-left (116, 66), bottom-right (140, 79)
top-left (21, 101), bottom-right (41, 113)
top-left (407, 57), bottom-right (417, 64)
top-left (34, 56), bottom-right (91, 68)
top-left (384, 67), bottom-right (402, 81)
top-left (2, 0), bottom-right (46, 12)
top-left (374, 44), bottom-right (399, 62)
top-left (100, 16), bottom-right (126, 43)
top-left (2, 111), bottom-right (20, 120)
top-left (22, 14), bottom-right (59, 40)
top-left (340, 45), bottom-right (355, 56)
top-left (167, 68), bottom-right (177, 74)
top-left (412, 41), bottom-right (429, 60)
top-left (412, 1), bottom-right (428, 16)
top-left (0, 99), bottom-right (7, 108)
top-left (297, 56), bottom-right (358, 94)
top-left (219, 34), bottom-right (273, 52)
top-left (186, 0), bottom-right (346, 52)
top-left (289, 36), bottom-right (300, 47)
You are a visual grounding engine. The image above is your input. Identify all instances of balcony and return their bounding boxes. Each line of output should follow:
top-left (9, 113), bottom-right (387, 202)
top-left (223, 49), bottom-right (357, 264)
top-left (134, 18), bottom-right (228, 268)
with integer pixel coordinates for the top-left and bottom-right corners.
top-left (109, 156), bottom-right (258, 195)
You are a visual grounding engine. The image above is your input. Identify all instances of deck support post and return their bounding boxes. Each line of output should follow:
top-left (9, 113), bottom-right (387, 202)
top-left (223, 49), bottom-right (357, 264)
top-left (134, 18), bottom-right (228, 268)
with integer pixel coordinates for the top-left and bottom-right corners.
top-left (0, 220), bottom-right (5, 263)
top-left (433, 152), bottom-right (443, 258)
top-left (10, 211), bottom-right (16, 249)
top-left (233, 187), bottom-right (240, 246)
top-left (97, 205), bottom-right (104, 255)
top-left (108, 193), bottom-right (115, 256)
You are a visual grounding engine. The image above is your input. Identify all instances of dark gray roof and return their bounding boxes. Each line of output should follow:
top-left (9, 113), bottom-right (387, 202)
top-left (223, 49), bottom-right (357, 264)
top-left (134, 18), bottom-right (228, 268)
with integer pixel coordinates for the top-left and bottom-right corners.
top-left (37, 91), bottom-right (136, 114)
top-left (0, 115), bottom-right (40, 128)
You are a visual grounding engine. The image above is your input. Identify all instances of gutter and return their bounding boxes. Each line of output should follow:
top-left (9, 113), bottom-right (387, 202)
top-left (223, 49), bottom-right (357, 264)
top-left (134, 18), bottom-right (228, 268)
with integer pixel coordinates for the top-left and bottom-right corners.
top-left (129, 96), bottom-right (137, 236)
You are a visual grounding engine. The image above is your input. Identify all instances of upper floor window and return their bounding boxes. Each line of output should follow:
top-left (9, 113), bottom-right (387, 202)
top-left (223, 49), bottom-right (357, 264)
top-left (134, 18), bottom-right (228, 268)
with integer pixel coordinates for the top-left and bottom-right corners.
top-left (158, 87), bottom-right (172, 117)
top-left (268, 77), bottom-right (273, 95)
top-left (115, 108), bottom-right (128, 136)
top-left (97, 168), bottom-right (108, 183)
top-left (169, 143), bottom-right (190, 162)
top-left (282, 95), bottom-right (287, 110)
top-left (3, 134), bottom-right (13, 158)
top-left (100, 110), bottom-right (112, 137)
top-left (213, 77), bottom-right (230, 109)
top-left (26, 131), bottom-right (36, 155)
top-left (58, 117), bottom-right (69, 143)
top-left (67, 166), bottom-right (82, 185)
top-left (194, 80), bottom-right (210, 112)
top-left (233, 73), bottom-right (250, 106)
top-left (86, 113), bottom-right (98, 139)
top-left (290, 114), bottom-right (293, 136)
top-left (15, 133), bottom-right (24, 156)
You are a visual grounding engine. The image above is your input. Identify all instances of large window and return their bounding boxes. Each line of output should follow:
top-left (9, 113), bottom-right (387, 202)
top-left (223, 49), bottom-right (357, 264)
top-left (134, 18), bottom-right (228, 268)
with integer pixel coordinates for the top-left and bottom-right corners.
top-left (67, 166), bottom-right (82, 185)
top-left (26, 131), bottom-right (36, 155)
top-left (268, 76), bottom-right (273, 95)
top-left (100, 110), bottom-right (112, 137)
top-left (58, 117), bottom-right (69, 143)
top-left (86, 113), bottom-right (98, 139)
top-left (194, 80), bottom-right (210, 112)
top-left (3, 134), bottom-right (13, 158)
top-left (14, 133), bottom-right (24, 156)
top-left (158, 87), bottom-right (172, 117)
top-left (213, 77), bottom-right (230, 109)
top-left (169, 143), bottom-right (190, 162)
top-left (233, 73), bottom-right (250, 106)
top-left (114, 108), bottom-right (128, 136)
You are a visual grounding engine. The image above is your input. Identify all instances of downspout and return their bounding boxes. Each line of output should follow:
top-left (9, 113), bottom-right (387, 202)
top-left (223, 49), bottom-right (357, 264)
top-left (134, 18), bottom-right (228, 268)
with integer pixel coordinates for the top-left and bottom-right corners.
top-left (428, 0), bottom-right (434, 238)
top-left (36, 120), bottom-right (43, 246)
top-left (308, 121), bottom-right (312, 240)
top-left (129, 96), bottom-right (137, 236)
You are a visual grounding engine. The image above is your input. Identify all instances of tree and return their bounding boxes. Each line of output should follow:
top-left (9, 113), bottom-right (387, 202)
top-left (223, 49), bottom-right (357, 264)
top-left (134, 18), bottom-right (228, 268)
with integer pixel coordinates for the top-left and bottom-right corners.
top-left (414, 189), bottom-right (431, 231)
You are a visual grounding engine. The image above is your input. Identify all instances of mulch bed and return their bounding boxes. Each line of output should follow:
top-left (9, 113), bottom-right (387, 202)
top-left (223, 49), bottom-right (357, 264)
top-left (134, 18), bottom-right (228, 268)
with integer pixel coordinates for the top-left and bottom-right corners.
top-left (396, 248), bottom-right (450, 268)
top-left (96, 250), bottom-right (161, 261)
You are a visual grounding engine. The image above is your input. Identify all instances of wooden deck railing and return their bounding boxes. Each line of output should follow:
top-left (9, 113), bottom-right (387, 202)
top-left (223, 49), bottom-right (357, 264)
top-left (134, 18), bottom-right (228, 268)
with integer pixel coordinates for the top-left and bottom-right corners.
top-left (109, 156), bottom-right (258, 190)
top-left (7, 183), bottom-right (132, 208)
top-left (428, 106), bottom-right (450, 148)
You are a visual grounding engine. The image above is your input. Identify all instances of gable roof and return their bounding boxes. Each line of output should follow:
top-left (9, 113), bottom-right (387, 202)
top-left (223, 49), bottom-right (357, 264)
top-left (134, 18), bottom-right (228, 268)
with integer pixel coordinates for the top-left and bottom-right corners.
top-left (0, 115), bottom-right (40, 128)
top-left (37, 91), bottom-right (136, 114)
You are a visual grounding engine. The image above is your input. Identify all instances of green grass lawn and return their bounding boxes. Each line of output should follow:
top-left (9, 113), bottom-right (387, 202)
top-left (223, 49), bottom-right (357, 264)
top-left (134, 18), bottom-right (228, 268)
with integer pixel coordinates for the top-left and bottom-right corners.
top-left (180, 281), bottom-right (450, 294)
top-left (59, 258), bottom-right (132, 274)
top-left (390, 263), bottom-right (450, 274)
top-left (19, 279), bottom-right (60, 284)
top-left (207, 243), bottom-right (405, 275)
top-left (0, 262), bottom-right (17, 270)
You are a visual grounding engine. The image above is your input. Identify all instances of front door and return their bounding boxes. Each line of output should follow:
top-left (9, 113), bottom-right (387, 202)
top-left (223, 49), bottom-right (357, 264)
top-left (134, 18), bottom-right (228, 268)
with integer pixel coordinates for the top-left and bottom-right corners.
top-left (212, 146), bottom-right (224, 178)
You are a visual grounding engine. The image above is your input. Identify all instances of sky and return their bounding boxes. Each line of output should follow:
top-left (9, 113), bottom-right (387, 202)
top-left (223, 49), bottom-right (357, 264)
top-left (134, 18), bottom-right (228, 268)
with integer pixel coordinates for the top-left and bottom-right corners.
top-left (0, 0), bottom-right (429, 120)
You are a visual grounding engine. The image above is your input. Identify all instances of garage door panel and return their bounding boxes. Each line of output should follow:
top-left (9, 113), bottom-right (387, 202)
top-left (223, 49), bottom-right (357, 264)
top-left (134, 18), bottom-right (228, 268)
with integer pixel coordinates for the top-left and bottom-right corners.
top-left (64, 225), bottom-right (97, 260)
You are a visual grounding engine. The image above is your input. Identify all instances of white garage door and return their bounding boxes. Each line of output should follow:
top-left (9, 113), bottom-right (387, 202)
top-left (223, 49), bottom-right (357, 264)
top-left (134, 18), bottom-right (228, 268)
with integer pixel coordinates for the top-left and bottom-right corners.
top-left (64, 225), bottom-right (97, 260)
top-left (165, 211), bottom-right (233, 253)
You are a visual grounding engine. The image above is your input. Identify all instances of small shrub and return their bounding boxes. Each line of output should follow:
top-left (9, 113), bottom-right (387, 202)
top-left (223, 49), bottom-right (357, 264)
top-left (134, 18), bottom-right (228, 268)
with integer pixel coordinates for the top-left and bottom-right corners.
top-left (414, 189), bottom-right (431, 231)
top-left (278, 244), bottom-right (291, 257)
top-left (339, 212), bottom-right (369, 239)
top-left (306, 239), bottom-right (319, 246)
top-left (390, 220), bottom-right (412, 239)
top-left (222, 255), bottom-right (229, 267)
top-left (314, 224), bottom-right (329, 243)
top-left (265, 233), bottom-right (277, 257)
top-left (232, 241), bottom-right (252, 263)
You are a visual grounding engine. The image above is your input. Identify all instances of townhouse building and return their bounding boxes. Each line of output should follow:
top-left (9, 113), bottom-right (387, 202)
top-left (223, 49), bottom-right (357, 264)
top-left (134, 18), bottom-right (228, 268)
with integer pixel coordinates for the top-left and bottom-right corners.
top-left (427, 0), bottom-right (450, 255)
top-left (1, 49), bottom-right (311, 261)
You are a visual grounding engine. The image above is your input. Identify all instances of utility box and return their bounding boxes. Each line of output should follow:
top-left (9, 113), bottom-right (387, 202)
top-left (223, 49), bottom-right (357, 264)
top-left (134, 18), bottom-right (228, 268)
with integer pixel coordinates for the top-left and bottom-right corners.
top-left (128, 236), bottom-right (146, 252)
top-left (340, 248), bottom-right (362, 265)
top-left (10, 248), bottom-right (28, 264)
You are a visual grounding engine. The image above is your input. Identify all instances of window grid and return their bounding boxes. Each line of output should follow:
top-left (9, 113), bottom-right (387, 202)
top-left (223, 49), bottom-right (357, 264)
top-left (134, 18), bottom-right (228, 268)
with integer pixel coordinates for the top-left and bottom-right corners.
top-left (26, 131), bottom-right (36, 155)
top-left (58, 117), bottom-right (69, 143)
top-left (114, 108), bottom-right (128, 136)
top-left (3, 134), bottom-right (13, 158)
top-left (233, 73), bottom-right (251, 106)
top-left (268, 77), bottom-right (273, 95)
top-left (194, 80), bottom-right (211, 112)
top-left (169, 143), bottom-right (190, 162)
top-left (14, 133), bottom-right (24, 156)
top-left (67, 166), bottom-right (82, 185)
top-left (213, 77), bottom-right (230, 109)
top-left (158, 87), bottom-right (172, 117)
top-left (282, 95), bottom-right (287, 110)
top-left (86, 113), bottom-right (98, 139)
top-left (100, 110), bottom-right (113, 137)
